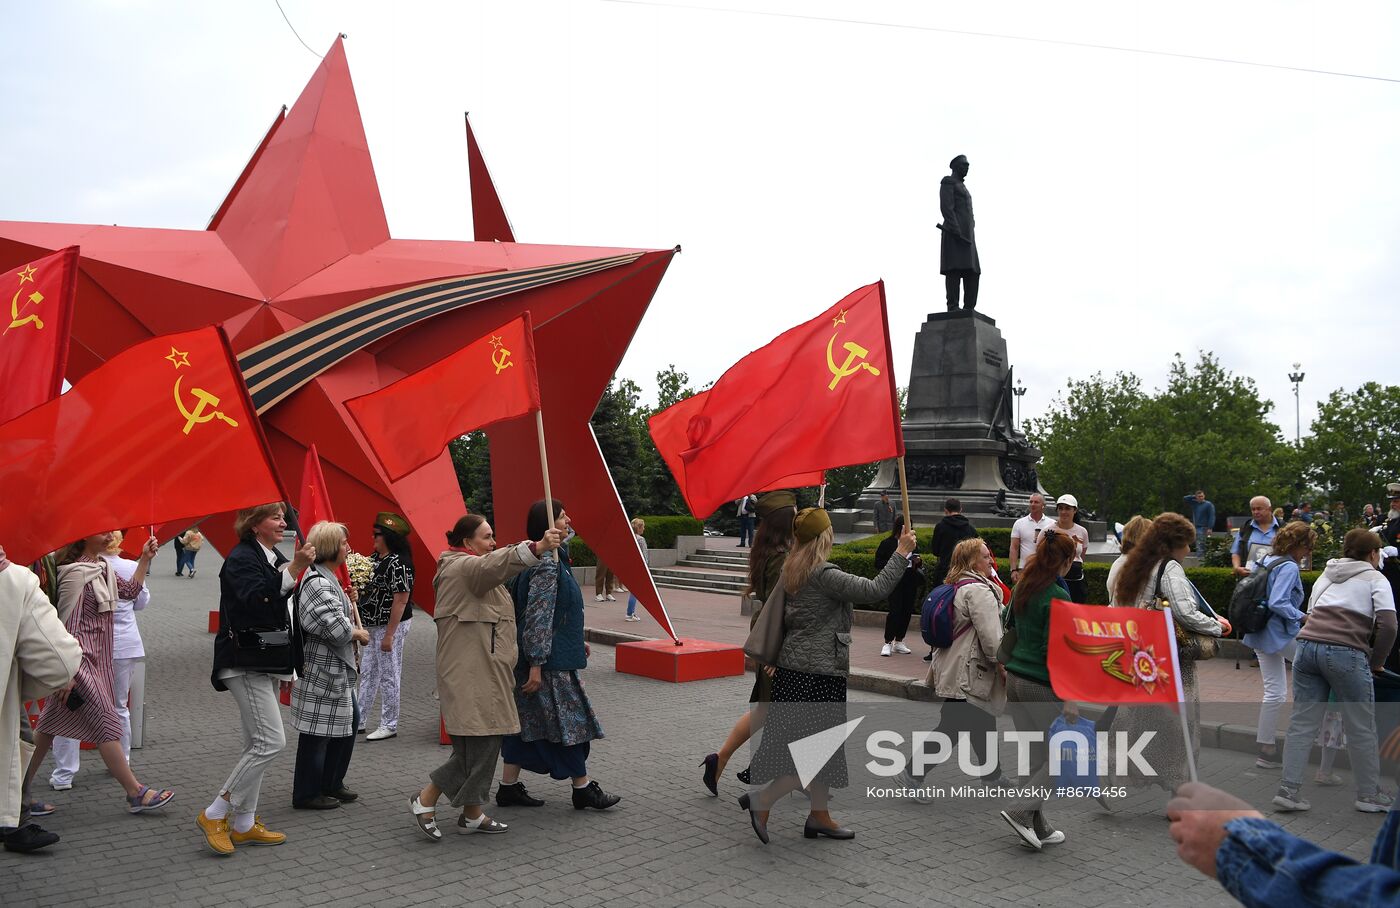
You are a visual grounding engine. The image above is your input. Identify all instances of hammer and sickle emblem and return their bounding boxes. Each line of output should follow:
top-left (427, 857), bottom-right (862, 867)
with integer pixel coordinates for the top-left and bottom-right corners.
top-left (492, 345), bottom-right (514, 375)
top-left (825, 332), bottom-right (881, 391)
top-left (4, 288), bottom-right (44, 334)
top-left (174, 375), bottom-right (240, 436)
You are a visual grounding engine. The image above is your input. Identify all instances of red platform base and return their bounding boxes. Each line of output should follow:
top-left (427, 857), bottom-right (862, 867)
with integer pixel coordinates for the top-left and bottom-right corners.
top-left (615, 638), bottom-right (745, 683)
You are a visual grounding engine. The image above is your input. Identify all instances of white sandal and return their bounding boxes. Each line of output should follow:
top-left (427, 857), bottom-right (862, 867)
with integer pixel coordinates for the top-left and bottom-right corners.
top-left (457, 812), bottom-right (509, 834)
top-left (410, 796), bottom-right (442, 842)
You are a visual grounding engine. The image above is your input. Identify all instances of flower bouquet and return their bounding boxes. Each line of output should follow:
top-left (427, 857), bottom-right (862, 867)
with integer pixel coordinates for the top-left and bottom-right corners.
top-left (345, 551), bottom-right (374, 596)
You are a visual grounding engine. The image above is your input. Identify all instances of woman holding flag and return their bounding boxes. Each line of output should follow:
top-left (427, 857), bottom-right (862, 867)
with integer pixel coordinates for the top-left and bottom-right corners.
top-left (1108, 513), bottom-right (1229, 796)
top-left (740, 507), bottom-right (916, 844)
top-left (409, 512), bottom-right (563, 839)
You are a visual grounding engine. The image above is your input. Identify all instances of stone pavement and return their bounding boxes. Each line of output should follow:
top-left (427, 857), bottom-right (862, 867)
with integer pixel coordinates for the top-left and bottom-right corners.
top-left (10, 545), bottom-right (1382, 907)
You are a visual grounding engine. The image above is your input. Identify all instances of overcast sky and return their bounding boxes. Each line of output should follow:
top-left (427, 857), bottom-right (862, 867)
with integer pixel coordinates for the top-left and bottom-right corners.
top-left (4, 1), bottom-right (1397, 437)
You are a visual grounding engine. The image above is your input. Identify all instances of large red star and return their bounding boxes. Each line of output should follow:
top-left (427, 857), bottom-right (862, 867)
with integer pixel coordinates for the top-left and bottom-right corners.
top-left (0, 38), bottom-right (678, 635)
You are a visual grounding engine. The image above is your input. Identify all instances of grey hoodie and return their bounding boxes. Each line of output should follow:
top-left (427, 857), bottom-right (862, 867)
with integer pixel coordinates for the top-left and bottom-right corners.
top-left (1298, 557), bottom-right (1398, 666)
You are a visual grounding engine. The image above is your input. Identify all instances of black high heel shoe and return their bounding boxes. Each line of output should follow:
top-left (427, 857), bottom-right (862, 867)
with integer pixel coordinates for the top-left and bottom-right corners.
top-left (738, 793), bottom-right (769, 845)
top-left (700, 753), bottom-right (719, 796)
top-left (803, 816), bottom-right (855, 840)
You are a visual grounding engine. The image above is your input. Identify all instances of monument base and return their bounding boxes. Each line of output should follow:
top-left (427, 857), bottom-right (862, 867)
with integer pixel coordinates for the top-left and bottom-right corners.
top-left (615, 638), bottom-right (745, 683)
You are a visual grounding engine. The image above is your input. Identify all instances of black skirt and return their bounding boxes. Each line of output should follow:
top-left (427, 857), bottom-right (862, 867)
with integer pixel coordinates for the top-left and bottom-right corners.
top-left (750, 667), bottom-right (849, 788)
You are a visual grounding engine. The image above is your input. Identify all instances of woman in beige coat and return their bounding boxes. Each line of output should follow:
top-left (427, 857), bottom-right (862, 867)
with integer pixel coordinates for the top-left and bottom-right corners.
top-left (1, 552), bottom-right (81, 852)
top-left (914, 538), bottom-right (1006, 789)
top-left (409, 514), bottom-right (562, 840)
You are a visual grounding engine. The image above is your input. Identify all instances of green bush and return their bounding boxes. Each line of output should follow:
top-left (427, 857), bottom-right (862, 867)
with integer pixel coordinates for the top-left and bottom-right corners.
top-left (637, 515), bottom-right (703, 549)
top-left (835, 527), bottom-right (1012, 558)
top-left (565, 515), bottom-right (702, 570)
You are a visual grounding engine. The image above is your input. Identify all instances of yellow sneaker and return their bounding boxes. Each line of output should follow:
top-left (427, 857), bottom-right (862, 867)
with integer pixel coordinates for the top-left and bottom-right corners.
top-left (196, 810), bottom-right (234, 856)
top-left (230, 816), bottom-right (286, 847)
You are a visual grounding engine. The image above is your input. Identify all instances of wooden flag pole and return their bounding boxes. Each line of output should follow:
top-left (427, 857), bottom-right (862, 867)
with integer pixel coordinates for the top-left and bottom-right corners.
top-left (896, 456), bottom-right (912, 529)
top-left (818, 483), bottom-right (827, 508)
top-left (535, 411), bottom-right (555, 530)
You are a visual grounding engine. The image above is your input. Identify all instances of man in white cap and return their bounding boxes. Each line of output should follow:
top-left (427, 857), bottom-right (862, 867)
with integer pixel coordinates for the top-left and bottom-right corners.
top-left (1051, 494), bottom-right (1089, 602)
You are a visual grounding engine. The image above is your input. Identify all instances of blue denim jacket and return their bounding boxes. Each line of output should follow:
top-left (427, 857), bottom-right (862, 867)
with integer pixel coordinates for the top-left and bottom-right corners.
top-left (1241, 555), bottom-right (1306, 656)
top-left (1217, 811), bottom-right (1400, 906)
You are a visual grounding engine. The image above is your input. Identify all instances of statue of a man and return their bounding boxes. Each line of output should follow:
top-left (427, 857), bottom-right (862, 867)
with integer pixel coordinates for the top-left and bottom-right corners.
top-left (939, 154), bottom-right (980, 311)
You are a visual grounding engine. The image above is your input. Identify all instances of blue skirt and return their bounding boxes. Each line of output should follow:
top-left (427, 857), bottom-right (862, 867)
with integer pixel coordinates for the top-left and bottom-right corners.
top-left (501, 735), bottom-right (590, 780)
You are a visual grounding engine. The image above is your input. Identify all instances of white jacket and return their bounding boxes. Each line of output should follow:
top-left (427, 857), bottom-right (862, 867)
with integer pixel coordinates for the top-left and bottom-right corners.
top-left (1, 563), bottom-right (82, 826)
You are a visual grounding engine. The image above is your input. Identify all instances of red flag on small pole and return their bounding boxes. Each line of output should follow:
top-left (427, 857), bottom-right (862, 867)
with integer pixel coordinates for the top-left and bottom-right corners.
top-left (1047, 599), bottom-right (1195, 782)
top-left (0, 325), bottom-right (284, 565)
top-left (0, 246), bottom-right (79, 426)
top-left (647, 281), bottom-right (903, 520)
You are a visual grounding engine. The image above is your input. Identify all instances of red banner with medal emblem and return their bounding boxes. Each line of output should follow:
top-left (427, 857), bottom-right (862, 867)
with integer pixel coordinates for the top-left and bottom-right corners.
top-left (0, 325), bottom-right (283, 565)
top-left (0, 247), bottom-right (79, 426)
top-left (344, 313), bottom-right (541, 483)
top-left (1047, 599), bottom-right (1185, 705)
top-left (647, 281), bottom-right (902, 519)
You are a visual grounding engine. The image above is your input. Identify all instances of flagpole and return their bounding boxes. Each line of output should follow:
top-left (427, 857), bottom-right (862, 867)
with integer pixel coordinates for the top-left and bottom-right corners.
top-left (817, 483), bottom-right (827, 508)
top-left (896, 456), bottom-right (912, 530)
top-left (535, 410), bottom-right (555, 530)
top-left (1162, 609), bottom-right (1199, 783)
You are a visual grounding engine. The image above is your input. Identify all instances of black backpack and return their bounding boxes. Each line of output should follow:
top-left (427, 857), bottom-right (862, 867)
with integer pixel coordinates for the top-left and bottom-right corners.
top-left (1228, 556), bottom-right (1290, 636)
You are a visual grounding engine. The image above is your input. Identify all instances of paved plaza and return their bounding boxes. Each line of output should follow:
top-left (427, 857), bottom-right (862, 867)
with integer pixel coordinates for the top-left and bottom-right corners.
top-left (10, 547), bottom-right (1384, 907)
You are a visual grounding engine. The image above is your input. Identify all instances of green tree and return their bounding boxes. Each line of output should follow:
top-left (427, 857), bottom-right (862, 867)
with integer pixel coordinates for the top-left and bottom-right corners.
top-left (1303, 382), bottom-right (1400, 511)
top-left (1029, 371), bottom-right (1151, 525)
top-left (448, 430), bottom-right (493, 520)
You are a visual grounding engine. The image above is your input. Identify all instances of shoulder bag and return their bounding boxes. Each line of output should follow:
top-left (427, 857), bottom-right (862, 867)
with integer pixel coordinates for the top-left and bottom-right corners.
top-left (743, 583), bottom-right (786, 666)
top-left (1154, 561), bottom-right (1218, 662)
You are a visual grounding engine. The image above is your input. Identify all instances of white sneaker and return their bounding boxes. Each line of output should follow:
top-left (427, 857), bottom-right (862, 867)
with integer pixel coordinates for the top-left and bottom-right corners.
top-left (625, 614), bottom-right (641, 622)
top-left (49, 779), bottom-right (73, 791)
top-left (880, 644), bottom-right (893, 657)
top-left (594, 594), bottom-right (606, 602)
top-left (366, 727), bottom-right (398, 741)
top-left (606, 595), bottom-right (617, 602)
top-left (892, 642), bottom-right (912, 654)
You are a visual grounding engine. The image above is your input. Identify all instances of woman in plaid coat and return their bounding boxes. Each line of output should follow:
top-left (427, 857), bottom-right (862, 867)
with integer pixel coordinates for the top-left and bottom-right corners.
top-left (291, 522), bottom-right (370, 809)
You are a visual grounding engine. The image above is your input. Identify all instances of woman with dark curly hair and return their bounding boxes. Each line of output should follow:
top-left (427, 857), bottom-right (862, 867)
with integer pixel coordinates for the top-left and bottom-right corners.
top-left (358, 512), bottom-right (415, 741)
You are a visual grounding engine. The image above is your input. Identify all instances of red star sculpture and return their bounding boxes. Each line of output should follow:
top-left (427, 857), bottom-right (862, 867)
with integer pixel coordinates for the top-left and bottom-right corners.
top-left (0, 38), bottom-right (678, 636)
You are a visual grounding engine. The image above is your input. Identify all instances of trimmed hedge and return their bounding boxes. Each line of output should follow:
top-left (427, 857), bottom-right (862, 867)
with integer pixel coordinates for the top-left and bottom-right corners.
top-left (837, 527), bottom-right (1012, 558)
top-left (566, 514), bottom-right (704, 569)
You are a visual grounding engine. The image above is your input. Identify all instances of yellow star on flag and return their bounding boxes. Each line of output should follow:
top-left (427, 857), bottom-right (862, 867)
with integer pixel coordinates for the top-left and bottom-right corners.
top-left (832, 309), bottom-right (847, 327)
top-left (165, 347), bottom-right (191, 369)
top-left (488, 334), bottom-right (504, 349)
top-left (16, 264), bottom-right (37, 285)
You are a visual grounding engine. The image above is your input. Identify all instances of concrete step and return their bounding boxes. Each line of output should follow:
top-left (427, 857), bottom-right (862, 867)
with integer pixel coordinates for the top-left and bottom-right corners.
top-left (654, 566), bottom-right (748, 585)
top-left (693, 548), bottom-right (750, 562)
top-left (686, 553), bottom-right (750, 568)
top-left (654, 576), bottom-right (748, 595)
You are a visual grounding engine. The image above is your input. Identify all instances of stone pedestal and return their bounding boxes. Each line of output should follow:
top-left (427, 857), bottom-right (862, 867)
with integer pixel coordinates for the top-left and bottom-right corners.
top-left (859, 310), bottom-right (1105, 540)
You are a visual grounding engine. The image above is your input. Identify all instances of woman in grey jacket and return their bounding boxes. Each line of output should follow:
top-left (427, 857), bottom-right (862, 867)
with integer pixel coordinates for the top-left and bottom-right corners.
top-left (290, 522), bottom-right (370, 811)
top-left (740, 508), bottom-right (916, 844)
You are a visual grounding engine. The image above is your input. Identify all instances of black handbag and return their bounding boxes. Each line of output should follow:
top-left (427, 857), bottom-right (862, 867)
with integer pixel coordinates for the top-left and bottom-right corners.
top-left (222, 570), bottom-right (302, 674)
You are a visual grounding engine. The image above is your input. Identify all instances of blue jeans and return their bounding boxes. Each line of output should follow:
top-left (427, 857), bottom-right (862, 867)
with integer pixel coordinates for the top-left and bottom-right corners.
top-left (626, 594), bottom-right (637, 617)
top-left (1281, 639), bottom-right (1380, 797)
top-left (1195, 526), bottom-right (1209, 557)
top-left (738, 515), bottom-right (755, 546)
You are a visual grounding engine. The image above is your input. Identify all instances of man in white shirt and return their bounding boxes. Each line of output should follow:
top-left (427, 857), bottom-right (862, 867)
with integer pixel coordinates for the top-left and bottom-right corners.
top-left (735, 495), bottom-right (756, 548)
top-left (1009, 493), bottom-right (1056, 585)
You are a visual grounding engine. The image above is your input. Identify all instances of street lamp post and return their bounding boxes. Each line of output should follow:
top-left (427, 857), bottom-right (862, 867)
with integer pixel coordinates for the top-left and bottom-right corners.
top-left (1288, 363), bottom-right (1306, 445)
top-left (1013, 378), bottom-right (1027, 431)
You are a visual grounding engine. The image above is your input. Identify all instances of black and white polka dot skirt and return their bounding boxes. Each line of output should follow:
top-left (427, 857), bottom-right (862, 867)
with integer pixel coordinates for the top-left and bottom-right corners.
top-left (750, 667), bottom-right (849, 788)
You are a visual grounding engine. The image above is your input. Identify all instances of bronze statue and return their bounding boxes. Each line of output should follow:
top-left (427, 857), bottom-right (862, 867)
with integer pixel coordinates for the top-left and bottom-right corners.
top-left (939, 154), bottom-right (980, 310)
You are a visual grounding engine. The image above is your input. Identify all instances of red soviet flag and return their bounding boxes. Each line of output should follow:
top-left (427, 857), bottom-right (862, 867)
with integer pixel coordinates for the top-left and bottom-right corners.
top-left (298, 443), bottom-right (351, 588)
top-left (648, 391), bottom-right (824, 511)
top-left (345, 314), bottom-right (541, 483)
top-left (0, 326), bottom-right (284, 565)
top-left (648, 281), bottom-right (902, 519)
top-left (0, 247), bottom-right (78, 425)
top-left (1047, 600), bottom-right (1185, 705)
